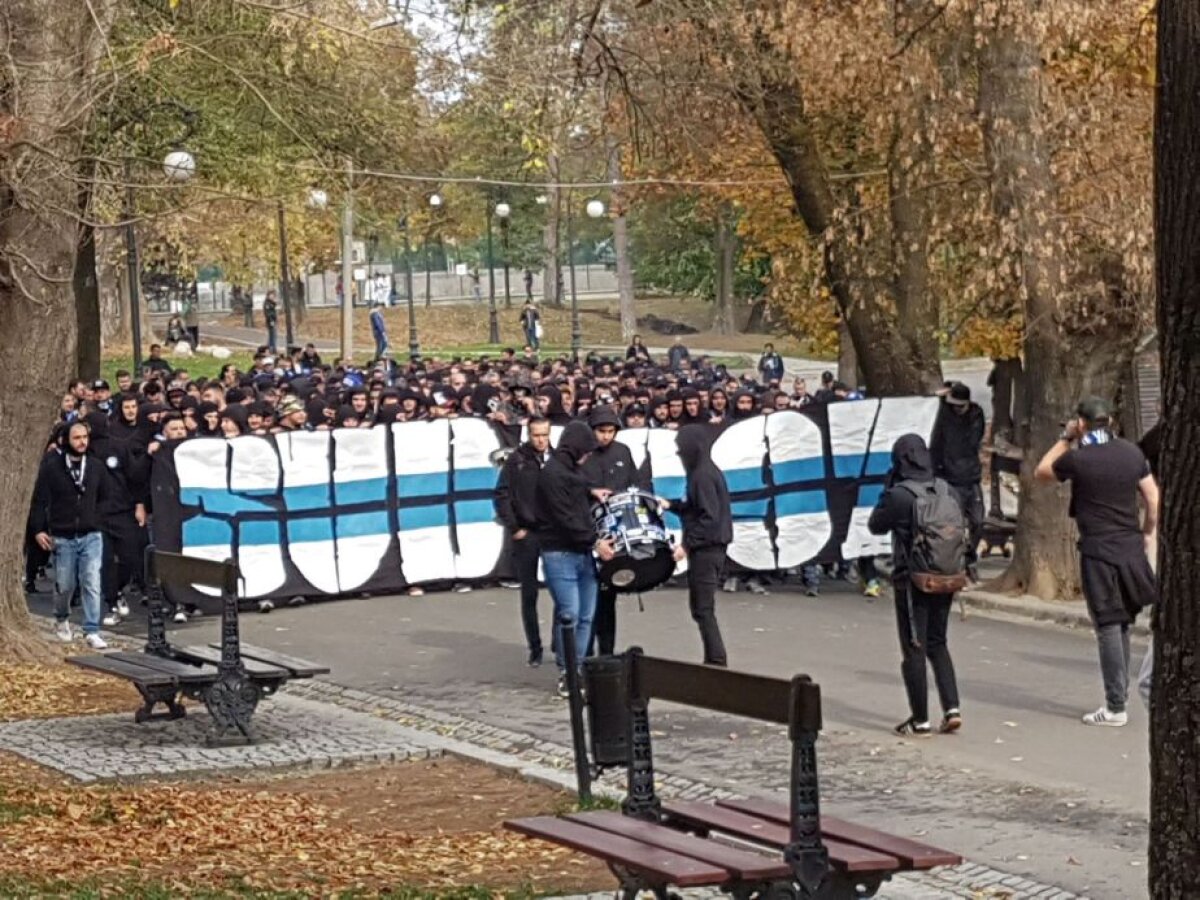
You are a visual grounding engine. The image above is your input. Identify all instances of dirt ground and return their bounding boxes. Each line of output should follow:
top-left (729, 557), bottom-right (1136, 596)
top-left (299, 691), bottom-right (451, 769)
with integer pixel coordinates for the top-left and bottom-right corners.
top-left (0, 657), bottom-right (144, 722)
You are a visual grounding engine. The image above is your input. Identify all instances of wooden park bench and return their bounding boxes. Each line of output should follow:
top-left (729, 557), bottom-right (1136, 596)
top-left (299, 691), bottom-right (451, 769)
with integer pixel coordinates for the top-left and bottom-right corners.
top-left (506, 626), bottom-right (960, 899)
top-left (68, 547), bottom-right (329, 746)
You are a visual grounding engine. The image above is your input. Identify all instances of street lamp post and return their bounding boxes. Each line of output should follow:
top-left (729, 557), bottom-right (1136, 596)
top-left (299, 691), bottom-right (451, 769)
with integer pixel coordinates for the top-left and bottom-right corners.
top-left (485, 197), bottom-right (500, 344)
top-left (566, 192), bottom-right (580, 359)
top-left (401, 215), bottom-right (419, 361)
top-left (496, 202), bottom-right (512, 310)
top-left (277, 200), bottom-right (295, 351)
top-left (427, 192), bottom-right (442, 308)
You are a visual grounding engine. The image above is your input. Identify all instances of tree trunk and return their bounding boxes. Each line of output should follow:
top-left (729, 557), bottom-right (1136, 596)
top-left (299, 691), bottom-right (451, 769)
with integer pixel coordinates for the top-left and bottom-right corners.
top-left (712, 206), bottom-right (737, 335)
top-left (73, 217), bottom-right (101, 380)
top-left (607, 143), bottom-right (637, 341)
top-left (544, 153), bottom-right (563, 308)
top-left (0, 0), bottom-right (119, 661)
top-left (1150, 1), bottom-right (1200, 894)
top-left (98, 224), bottom-right (129, 349)
top-left (837, 318), bottom-right (858, 387)
top-left (990, 358), bottom-right (1020, 441)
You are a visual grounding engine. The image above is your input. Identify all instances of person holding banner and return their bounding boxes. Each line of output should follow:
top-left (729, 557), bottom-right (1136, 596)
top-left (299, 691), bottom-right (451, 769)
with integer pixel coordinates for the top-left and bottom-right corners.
top-left (535, 420), bottom-right (616, 697)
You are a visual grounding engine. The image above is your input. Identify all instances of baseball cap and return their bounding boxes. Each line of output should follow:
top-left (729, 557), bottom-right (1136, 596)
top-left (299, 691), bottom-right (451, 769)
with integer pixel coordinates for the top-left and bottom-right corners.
top-left (946, 382), bottom-right (971, 406)
top-left (278, 396), bottom-right (304, 417)
top-left (1077, 396), bottom-right (1111, 424)
top-left (91, 379), bottom-right (110, 391)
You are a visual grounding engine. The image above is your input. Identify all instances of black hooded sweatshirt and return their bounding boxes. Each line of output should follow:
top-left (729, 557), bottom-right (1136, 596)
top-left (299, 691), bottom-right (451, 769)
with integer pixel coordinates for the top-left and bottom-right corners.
top-left (495, 441), bottom-right (546, 534)
top-left (86, 411), bottom-right (148, 517)
top-left (930, 400), bottom-right (986, 485)
top-left (582, 407), bottom-right (646, 493)
top-left (868, 433), bottom-right (936, 584)
top-left (675, 425), bottom-right (732, 551)
top-left (536, 421), bottom-right (599, 552)
top-left (536, 385), bottom-right (573, 426)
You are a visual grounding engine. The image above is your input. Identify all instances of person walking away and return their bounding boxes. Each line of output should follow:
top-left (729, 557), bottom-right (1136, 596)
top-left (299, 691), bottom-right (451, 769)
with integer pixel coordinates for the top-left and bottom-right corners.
top-left (523, 268), bottom-right (535, 302)
top-left (30, 421), bottom-right (109, 649)
top-left (535, 421), bottom-right (616, 697)
top-left (370, 302), bottom-right (390, 359)
top-left (930, 382), bottom-right (986, 582)
top-left (519, 300), bottom-right (541, 350)
top-left (495, 417), bottom-right (551, 667)
top-left (667, 336), bottom-right (690, 372)
top-left (470, 269), bottom-right (482, 303)
top-left (758, 343), bottom-right (785, 385)
top-left (183, 293), bottom-right (200, 349)
top-left (626, 334), bottom-right (652, 363)
top-left (663, 425), bottom-right (732, 666)
top-left (583, 406), bottom-right (650, 655)
top-left (263, 290), bottom-right (279, 353)
top-left (1035, 397), bottom-right (1158, 726)
top-left (868, 434), bottom-right (965, 736)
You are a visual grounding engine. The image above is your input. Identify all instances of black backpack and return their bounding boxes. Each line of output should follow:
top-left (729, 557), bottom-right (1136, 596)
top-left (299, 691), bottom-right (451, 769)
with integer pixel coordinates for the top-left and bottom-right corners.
top-left (898, 478), bottom-right (969, 594)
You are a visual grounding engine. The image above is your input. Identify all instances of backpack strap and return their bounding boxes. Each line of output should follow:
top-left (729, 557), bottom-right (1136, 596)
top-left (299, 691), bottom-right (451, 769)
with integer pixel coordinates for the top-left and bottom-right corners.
top-left (896, 479), bottom-right (934, 498)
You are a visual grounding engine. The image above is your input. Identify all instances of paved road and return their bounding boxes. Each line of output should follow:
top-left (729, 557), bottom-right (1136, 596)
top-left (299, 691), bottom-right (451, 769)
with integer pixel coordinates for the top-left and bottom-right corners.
top-left (192, 579), bottom-right (1148, 899)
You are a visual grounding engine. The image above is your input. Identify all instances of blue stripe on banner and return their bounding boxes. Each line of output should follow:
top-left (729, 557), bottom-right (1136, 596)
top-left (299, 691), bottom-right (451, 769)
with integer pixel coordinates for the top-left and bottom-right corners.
top-left (832, 454), bottom-right (865, 479)
top-left (662, 512), bottom-right (681, 531)
top-left (181, 487), bottom-right (275, 516)
top-left (399, 504), bottom-right (449, 530)
top-left (652, 475), bottom-right (687, 501)
top-left (731, 499), bottom-right (769, 519)
top-left (398, 472), bottom-right (448, 498)
top-left (455, 467), bottom-right (499, 492)
top-left (284, 483), bottom-right (330, 511)
top-left (334, 477), bottom-right (389, 506)
top-left (856, 483), bottom-right (885, 508)
top-left (775, 491), bottom-right (828, 516)
top-left (772, 457), bottom-right (826, 485)
top-left (725, 467), bottom-right (765, 493)
top-left (183, 516), bottom-right (231, 547)
top-left (240, 519), bottom-right (280, 547)
top-left (288, 517), bottom-right (334, 544)
top-left (862, 451), bottom-right (894, 477)
top-left (337, 511), bottom-right (391, 540)
top-left (455, 498), bottom-right (500, 525)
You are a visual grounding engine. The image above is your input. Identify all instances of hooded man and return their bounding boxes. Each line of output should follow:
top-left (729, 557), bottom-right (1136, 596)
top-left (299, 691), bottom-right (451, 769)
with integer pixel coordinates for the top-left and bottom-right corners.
top-left (583, 406), bottom-right (650, 656)
top-left (535, 420), bottom-right (615, 696)
top-left (868, 434), bottom-right (963, 737)
top-left (663, 425), bottom-right (733, 666)
top-left (931, 381), bottom-right (986, 580)
top-left (535, 384), bottom-right (573, 426)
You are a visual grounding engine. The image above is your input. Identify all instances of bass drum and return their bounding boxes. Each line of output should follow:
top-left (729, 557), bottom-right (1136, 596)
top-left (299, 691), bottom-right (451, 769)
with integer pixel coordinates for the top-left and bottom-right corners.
top-left (592, 489), bottom-right (676, 593)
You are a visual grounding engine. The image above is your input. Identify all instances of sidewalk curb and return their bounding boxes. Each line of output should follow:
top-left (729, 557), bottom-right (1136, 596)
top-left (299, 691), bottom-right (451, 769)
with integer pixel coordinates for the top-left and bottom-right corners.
top-left (961, 589), bottom-right (1151, 638)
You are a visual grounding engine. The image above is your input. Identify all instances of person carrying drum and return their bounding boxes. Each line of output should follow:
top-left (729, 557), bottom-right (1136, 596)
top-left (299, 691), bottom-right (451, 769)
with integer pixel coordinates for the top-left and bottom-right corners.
top-left (495, 417), bottom-right (552, 668)
top-left (662, 424), bottom-right (733, 667)
top-left (536, 420), bottom-right (617, 698)
top-left (583, 407), bottom-right (651, 656)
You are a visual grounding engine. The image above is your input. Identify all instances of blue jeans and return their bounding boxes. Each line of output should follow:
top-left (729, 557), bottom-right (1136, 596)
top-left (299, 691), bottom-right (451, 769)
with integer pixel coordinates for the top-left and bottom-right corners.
top-left (266, 322), bottom-right (277, 353)
top-left (52, 532), bottom-right (104, 635)
top-left (542, 550), bottom-right (598, 671)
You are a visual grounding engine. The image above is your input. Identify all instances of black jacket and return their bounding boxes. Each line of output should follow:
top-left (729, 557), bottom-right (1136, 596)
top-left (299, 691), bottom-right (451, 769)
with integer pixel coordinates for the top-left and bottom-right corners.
top-left (495, 442), bottom-right (545, 534)
top-left (868, 434), bottom-right (935, 584)
top-left (583, 440), bottom-right (645, 493)
top-left (675, 425), bottom-right (732, 551)
top-left (536, 422), bottom-right (599, 552)
top-left (86, 412), bottom-right (149, 517)
top-left (30, 450), bottom-right (107, 538)
top-left (930, 401), bottom-right (985, 485)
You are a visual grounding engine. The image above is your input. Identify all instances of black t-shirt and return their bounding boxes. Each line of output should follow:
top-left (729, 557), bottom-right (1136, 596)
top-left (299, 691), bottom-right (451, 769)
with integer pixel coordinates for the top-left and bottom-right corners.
top-left (1053, 437), bottom-right (1149, 558)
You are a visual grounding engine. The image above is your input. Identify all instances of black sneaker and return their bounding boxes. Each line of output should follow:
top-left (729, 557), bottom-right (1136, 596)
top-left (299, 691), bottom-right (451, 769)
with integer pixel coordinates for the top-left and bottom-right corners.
top-left (894, 717), bottom-right (932, 738)
top-left (527, 648), bottom-right (543, 668)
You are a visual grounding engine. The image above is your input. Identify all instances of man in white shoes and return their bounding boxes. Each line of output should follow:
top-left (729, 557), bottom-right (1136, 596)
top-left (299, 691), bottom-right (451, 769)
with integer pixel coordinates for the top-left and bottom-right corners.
top-left (31, 421), bottom-right (109, 650)
top-left (1036, 397), bottom-right (1158, 727)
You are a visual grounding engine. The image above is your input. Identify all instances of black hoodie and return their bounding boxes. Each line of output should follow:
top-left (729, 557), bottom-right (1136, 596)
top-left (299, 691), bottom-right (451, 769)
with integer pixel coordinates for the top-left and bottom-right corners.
top-left (582, 407), bottom-right (645, 493)
top-left (674, 425), bottom-right (732, 551)
top-left (495, 441), bottom-right (546, 534)
top-left (868, 433), bottom-right (936, 583)
top-left (930, 400), bottom-right (986, 485)
top-left (536, 385), bottom-right (573, 426)
top-left (536, 421), bottom-right (599, 551)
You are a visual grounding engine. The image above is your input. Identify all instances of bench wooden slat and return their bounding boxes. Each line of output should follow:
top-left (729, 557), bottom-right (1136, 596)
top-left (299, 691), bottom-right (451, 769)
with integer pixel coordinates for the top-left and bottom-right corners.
top-left (506, 816), bottom-right (731, 887)
top-left (565, 810), bottom-right (791, 880)
top-left (663, 801), bottom-right (900, 874)
top-left (209, 642), bottom-right (329, 677)
top-left (106, 652), bottom-right (219, 684)
top-left (66, 655), bottom-right (177, 687)
top-left (716, 798), bottom-right (961, 869)
top-left (172, 645), bottom-right (288, 679)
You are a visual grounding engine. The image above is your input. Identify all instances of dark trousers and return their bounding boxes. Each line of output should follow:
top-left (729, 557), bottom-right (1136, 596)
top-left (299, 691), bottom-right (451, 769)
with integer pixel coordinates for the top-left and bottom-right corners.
top-left (511, 534), bottom-right (543, 655)
top-left (102, 512), bottom-right (148, 606)
top-left (589, 585), bottom-right (617, 656)
top-left (687, 545), bottom-right (728, 666)
top-left (949, 482), bottom-right (984, 565)
top-left (186, 325), bottom-right (199, 349)
top-left (894, 583), bottom-right (960, 723)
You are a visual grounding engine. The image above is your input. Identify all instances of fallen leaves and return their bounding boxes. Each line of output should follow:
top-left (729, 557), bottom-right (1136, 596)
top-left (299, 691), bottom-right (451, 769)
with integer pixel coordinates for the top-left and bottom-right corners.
top-left (0, 661), bottom-right (140, 722)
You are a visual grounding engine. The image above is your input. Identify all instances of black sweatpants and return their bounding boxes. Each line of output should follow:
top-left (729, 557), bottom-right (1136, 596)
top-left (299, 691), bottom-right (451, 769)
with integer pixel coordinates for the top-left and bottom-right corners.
top-left (894, 583), bottom-right (960, 723)
top-left (949, 482), bottom-right (984, 566)
top-left (510, 534), bottom-right (543, 656)
top-left (687, 545), bottom-right (728, 666)
top-left (102, 512), bottom-right (148, 606)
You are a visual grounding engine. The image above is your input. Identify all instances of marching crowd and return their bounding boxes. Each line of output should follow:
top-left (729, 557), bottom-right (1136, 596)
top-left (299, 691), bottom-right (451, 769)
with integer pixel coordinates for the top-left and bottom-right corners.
top-left (29, 328), bottom-right (1155, 735)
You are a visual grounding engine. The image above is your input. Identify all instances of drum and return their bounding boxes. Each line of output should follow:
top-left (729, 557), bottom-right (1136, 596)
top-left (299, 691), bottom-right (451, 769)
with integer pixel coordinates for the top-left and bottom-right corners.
top-left (592, 489), bottom-right (675, 593)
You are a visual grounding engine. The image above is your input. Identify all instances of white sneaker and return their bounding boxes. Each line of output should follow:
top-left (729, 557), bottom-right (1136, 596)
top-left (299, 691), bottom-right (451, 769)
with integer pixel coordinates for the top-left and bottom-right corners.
top-left (115, 597), bottom-right (131, 617)
top-left (722, 577), bottom-right (739, 593)
top-left (258, 599), bottom-right (275, 614)
top-left (173, 610), bottom-right (188, 623)
top-left (500, 581), bottom-right (520, 590)
top-left (102, 612), bottom-right (119, 627)
top-left (1082, 706), bottom-right (1128, 727)
top-left (54, 621), bottom-right (73, 643)
top-left (454, 584), bottom-right (473, 593)
top-left (85, 633), bottom-right (108, 650)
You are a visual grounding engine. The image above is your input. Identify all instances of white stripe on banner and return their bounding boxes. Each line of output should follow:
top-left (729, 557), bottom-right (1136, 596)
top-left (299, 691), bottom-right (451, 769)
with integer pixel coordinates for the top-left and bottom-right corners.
top-left (228, 436), bottom-right (287, 597)
top-left (715, 418), bottom-right (774, 571)
top-left (392, 419), bottom-right (453, 584)
top-left (449, 417), bottom-right (505, 579)
top-left (766, 411), bottom-right (831, 568)
top-left (332, 426), bottom-right (392, 591)
top-left (278, 430), bottom-right (339, 594)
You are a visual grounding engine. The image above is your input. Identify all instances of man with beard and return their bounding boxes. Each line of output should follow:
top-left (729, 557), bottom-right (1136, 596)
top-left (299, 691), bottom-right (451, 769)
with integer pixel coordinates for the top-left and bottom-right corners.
top-left (536, 420), bottom-right (616, 697)
top-left (583, 407), bottom-right (650, 656)
top-left (495, 417), bottom-right (552, 667)
top-left (31, 421), bottom-right (109, 648)
top-left (662, 425), bottom-right (733, 666)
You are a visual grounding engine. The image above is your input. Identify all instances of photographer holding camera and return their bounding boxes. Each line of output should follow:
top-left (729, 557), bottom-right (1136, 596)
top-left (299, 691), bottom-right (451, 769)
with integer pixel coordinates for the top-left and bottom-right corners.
top-left (1035, 397), bottom-right (1158, 727)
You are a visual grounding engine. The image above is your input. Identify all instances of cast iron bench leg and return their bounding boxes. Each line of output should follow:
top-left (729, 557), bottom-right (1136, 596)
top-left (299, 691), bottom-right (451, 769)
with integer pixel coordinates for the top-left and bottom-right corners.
top-left (203, 673), bottom-right (262, 747)
top-left (133, 685), bottom-right (186, 723)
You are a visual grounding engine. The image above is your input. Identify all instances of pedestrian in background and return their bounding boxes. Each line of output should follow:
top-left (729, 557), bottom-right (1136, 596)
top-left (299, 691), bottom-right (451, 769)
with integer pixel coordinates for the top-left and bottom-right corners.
top-left (931, 382), bottom-right (986, 582)
top-left (263, 290), bottom-right (279, 353)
